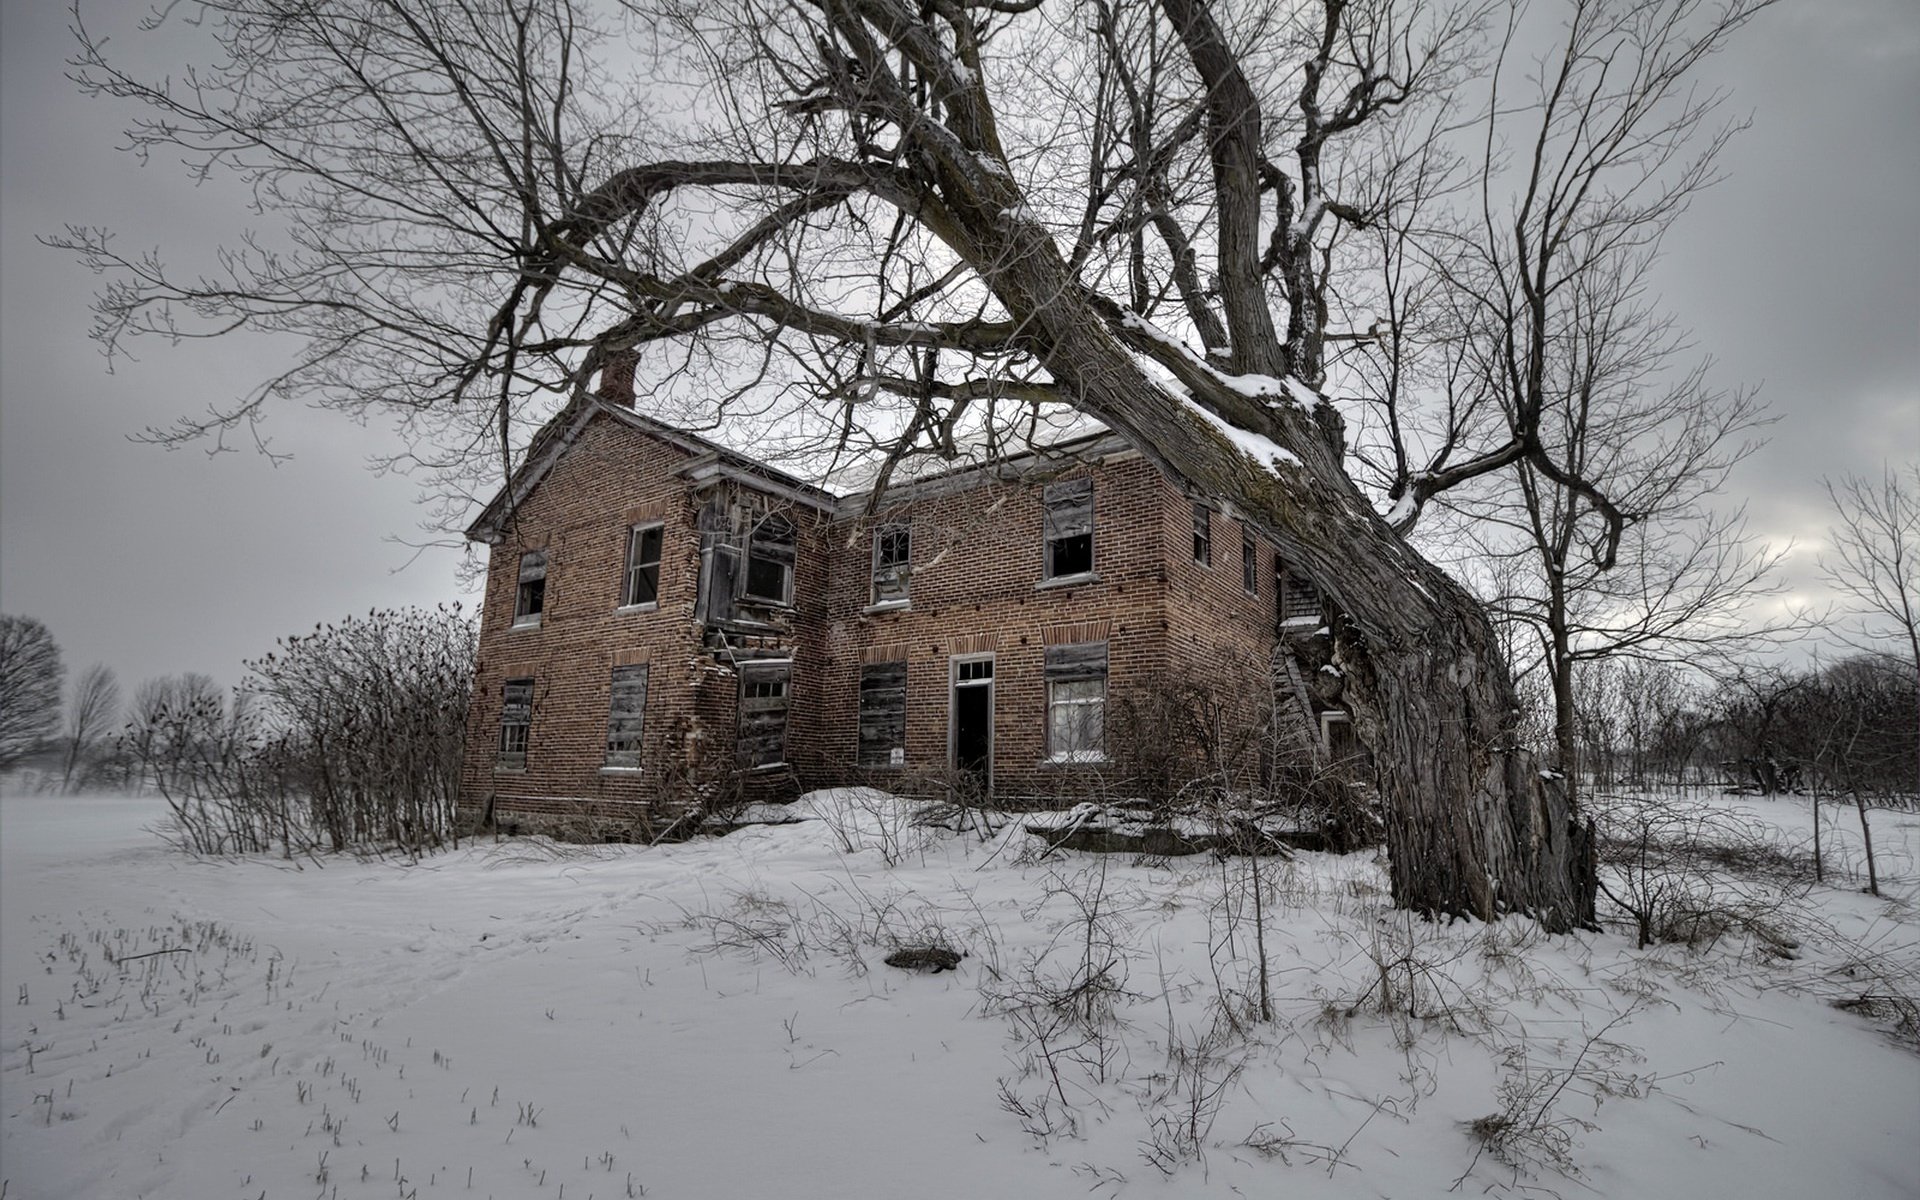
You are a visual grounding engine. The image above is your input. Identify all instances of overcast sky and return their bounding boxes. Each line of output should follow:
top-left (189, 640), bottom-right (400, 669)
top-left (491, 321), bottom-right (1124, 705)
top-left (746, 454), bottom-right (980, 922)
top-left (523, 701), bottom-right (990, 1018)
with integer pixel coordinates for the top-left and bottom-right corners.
top-left (2, 0), bottom-right (1916, 693)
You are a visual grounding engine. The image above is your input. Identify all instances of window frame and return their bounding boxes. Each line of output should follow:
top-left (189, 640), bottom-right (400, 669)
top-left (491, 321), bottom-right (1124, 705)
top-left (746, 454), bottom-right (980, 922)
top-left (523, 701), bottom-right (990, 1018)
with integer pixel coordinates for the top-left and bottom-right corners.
top-left (620, 523), bottom-right (664, 611)
top-left (1043, 641), bottom-right (1108, 763)
top-left (1042, 478), bottom-right (1096, 581)
top-left (1192, 503), bottom-right (1212, 566)
top-left (1242, 528), bottom-right (1259, 596)
top-left (512, 550), bottom-right (547, 628)
top-left (602, 664), bottom-right (649, 770)
top-left (743, 513), bottom-right (796, 606)
top-left (497, 677), bottom-right (533, 770)
top-left (870, 523), bottom-right (912, 606)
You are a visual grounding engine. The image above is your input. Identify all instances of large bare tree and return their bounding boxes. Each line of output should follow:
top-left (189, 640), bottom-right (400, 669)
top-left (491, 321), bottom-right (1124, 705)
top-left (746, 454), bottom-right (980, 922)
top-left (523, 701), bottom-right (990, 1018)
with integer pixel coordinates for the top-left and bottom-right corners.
top-left (51, 0), bottom-right (1773, 929)
top-left (0, 614), bottom-right (65, 771)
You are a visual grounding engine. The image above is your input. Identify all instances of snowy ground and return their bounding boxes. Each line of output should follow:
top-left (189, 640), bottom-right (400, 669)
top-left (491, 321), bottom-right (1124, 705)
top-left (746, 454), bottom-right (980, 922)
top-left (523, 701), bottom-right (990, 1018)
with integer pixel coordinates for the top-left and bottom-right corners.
top-left (3, 788), bottom-right (1916, 1200)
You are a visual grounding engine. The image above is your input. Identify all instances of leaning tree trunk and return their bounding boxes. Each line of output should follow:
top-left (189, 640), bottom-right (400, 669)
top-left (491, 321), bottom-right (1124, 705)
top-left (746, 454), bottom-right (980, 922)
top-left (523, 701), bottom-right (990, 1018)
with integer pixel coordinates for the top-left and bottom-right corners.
top-left (974, 237), bottom-right (1598, 930)
top-left (927, 173), bottom-right (1588, 924)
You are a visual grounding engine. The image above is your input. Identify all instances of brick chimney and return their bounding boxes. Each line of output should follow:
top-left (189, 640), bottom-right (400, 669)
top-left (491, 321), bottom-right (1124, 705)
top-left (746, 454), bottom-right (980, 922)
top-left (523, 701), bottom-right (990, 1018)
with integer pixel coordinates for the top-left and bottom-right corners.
top-left (596, 347), bottom-right (638, 408)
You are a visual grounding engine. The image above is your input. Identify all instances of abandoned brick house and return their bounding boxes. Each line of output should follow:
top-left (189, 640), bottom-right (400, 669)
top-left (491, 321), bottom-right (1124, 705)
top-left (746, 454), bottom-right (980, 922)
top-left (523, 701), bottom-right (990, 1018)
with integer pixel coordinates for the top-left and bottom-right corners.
top-left (459, 377), bottom-right (1358, 832)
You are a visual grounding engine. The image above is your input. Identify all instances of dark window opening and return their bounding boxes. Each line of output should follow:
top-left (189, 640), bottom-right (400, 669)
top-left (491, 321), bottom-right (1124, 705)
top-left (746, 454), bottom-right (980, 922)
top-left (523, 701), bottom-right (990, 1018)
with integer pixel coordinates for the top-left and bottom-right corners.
top-left (1192, 503), bottom-right (1212, 565)
top-left (604, 664), bottom-right (649, 768)
top-left (623, 525), bottom-right (663, 608)
top-left (513, 550), bottom-right (547, 625)
top-left (871, 524), bottom-right (911, 604)
top-left (1043, 478), bottom-right (1095, 579)
top-left (498, 678), bottom-right (533, 768)
top-left (857, 661), bottom-right (908, 766)
top-left (1242, 531), bottom-right (1259, 595)
top-left (744, 513), bottom-right (795, 604)
top-left (737, 661), bottom-right (792, 768)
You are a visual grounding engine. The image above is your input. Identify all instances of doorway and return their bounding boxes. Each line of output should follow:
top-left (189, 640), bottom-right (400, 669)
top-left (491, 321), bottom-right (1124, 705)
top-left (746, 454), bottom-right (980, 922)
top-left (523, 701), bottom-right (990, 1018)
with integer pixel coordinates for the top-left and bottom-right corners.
top-left (950, 654), bottom-right (994, 795)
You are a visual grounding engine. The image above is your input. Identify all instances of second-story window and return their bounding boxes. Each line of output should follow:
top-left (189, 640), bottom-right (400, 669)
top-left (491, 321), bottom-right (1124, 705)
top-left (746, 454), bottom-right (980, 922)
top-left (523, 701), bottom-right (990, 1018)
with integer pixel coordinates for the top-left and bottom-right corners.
top-left (1193, 503), bottom-right (1212, 565)
top-left (745, 513), bottom-right (795, 604)
top-left (1242, 529), bottom-right (1259, 595)
top-left (871, 524), bottom-right (911, 605)
top-left (1043, 478), bottom-right (1094, 579)
top-left (622, 524), bottom-right (663, 608)
top-left (513, 550), bottom-right (547, 627)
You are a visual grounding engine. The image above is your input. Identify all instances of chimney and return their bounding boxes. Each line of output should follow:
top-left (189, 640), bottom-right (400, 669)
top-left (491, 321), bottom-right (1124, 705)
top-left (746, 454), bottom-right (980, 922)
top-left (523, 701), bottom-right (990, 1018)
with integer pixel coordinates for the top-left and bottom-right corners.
top-left (596, 347), bottom-right (638, 408)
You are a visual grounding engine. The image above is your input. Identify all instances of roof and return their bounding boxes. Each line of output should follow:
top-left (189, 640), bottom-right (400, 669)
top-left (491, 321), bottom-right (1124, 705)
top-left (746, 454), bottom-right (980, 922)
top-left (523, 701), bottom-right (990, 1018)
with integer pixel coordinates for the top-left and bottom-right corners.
top-left (465, 400), bottom-right (1141, 543)
top-left (464, 400), bottom-right (839, 544)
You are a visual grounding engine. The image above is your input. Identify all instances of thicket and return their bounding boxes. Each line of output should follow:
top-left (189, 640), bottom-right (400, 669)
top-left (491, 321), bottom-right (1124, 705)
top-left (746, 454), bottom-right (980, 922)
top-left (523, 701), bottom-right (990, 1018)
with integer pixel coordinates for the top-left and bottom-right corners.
top-left (126, 607), bottom-right (475, 857)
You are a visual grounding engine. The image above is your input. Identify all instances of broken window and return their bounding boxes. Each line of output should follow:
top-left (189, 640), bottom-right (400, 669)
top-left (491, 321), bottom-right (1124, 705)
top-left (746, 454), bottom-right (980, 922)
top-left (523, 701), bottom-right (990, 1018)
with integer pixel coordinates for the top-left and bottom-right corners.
top-left (1043, 478), bottom-right (1094, 579)
top-left (622, 524), bottom-right (663, 608)
top-left (857, 660), bottom-right (908, 766)
top-left (737, 660), bottom-right (791, 768)
top-left (871, 524), bottom-right (911, 605)
top-left (604, 665), bottom-right (649, 769)
top-left (1044, 642), bottom-right (1107, 761)
top-left (498, 678), bottom-right (533, 768)
top-left (744, 513), bottom-right (795, 604)
top-left (1242, 529), bottom-right (1259, 595)
top-left (513, 550), bottom-right (546, 626)
top-left (1192, 503), bottom-right (1212, 565)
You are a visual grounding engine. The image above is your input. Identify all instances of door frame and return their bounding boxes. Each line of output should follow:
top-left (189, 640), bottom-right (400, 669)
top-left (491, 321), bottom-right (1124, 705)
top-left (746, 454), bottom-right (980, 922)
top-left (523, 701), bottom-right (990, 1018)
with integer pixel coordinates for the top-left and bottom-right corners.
top-left (948, 651), bottom-right (996, 795)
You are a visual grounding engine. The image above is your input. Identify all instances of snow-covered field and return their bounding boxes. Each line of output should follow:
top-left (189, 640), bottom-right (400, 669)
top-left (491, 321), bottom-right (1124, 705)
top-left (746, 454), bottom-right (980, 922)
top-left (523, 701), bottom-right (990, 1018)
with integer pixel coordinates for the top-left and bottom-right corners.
top-left (3, 788), bottom-right (1916, 1199)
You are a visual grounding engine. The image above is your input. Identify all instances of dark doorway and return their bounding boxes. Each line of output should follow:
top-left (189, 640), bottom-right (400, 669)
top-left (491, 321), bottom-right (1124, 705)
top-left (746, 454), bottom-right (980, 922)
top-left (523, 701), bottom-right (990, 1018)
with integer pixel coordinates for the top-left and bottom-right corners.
top-left (951, 656), bottom-right (994, 793)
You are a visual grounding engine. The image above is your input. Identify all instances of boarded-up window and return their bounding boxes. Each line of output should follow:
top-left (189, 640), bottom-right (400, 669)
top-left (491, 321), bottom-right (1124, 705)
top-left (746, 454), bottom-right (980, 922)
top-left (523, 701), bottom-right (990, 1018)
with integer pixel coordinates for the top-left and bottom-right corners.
top-left (622, 525), bottom-right (663, 608)
top-left (871, 524), bottom-right (911, 604)
top-left (604, 665), bottom-right (649, 768)
top-left (1043, 478), bottom-right (1094, 579)
top-left (498, 678), bottom-right (533, 767)
top-left (1044, 642), bottom-right (1107, 761)
top-left (745, 513), bottom-right (796, 603)
top-left (1242, 529), bottom-right (1259, 595)
top-left (513, 551), bottom-right (547, 625)
top-left (1192, 503), bottom-right (1212, 565)
top-left (857, 660), bottom-right (907, 766)
top-left (737, 661), bottom-right (791, 768)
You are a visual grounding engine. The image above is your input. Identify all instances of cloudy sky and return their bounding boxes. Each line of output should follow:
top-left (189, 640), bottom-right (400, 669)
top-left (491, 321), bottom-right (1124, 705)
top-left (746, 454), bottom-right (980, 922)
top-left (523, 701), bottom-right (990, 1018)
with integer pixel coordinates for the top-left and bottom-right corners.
top-left (2, 0), bottom-right (1916, 693)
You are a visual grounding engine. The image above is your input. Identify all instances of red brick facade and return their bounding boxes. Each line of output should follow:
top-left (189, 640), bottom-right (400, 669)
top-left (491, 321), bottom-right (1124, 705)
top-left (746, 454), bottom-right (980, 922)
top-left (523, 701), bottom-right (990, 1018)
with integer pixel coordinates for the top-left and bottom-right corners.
top-left (459, 401), bottom-right (1338, 831)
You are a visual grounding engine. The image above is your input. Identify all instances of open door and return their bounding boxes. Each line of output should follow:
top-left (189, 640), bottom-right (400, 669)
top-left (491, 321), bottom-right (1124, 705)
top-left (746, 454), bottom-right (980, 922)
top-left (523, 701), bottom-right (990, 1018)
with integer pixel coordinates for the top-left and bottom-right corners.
top-left (950, 655), bottom-right (994, 795)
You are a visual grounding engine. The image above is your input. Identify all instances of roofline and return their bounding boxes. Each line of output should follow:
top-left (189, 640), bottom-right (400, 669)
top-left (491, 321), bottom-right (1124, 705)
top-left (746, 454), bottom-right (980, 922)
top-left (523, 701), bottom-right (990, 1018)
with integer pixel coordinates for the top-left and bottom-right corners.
top-left (466, 403), bottom-right (1138, 543)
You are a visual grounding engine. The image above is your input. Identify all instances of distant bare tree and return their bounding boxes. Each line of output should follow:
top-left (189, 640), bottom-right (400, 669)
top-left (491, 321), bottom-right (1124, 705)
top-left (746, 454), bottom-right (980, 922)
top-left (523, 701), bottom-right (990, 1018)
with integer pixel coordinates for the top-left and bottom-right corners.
top-left (1822, 466), bottom-right (1920, 795)
top-left (0, 615), bottom-right (65, 771)
top-left (61, 664), bottom-right (123, 792)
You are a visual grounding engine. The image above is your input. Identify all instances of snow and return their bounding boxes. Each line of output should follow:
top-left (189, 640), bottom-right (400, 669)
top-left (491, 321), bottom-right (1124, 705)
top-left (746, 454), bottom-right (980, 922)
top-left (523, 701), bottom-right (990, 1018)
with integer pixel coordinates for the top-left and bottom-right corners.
top-left (3, 788), bottom-right (1917, 1200)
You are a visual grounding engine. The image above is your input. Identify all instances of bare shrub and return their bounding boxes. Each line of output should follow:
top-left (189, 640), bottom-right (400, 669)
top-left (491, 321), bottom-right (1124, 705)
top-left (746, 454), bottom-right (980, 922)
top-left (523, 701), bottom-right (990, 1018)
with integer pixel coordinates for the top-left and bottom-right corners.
top-left (1591, 792), bottom-right (1809, 949)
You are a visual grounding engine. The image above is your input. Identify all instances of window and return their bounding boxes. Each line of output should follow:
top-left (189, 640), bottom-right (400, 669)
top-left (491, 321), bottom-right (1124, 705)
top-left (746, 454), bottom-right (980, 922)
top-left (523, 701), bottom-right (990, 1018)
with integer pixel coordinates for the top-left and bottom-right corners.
top-left (622, 524), bottom-right (663, 608)
top-left (871, 524), bottom-right (911, 605)
top-left (498, 678), bottom-right (533, 768)
top-left (1278, 564), bottom-right (1322, 627)
top-left (604, 665), bottom-right (649, 768)
top-left (1042, 478), bottom-right (1094, 579)
top-left (857, 661), bottom-right (907, 766)
top-left (744, 513), bottom-right (795, 604)
top-left (1192, 503), bottom-right (1212, 565)
top-left (1242, 529), bottom-right (1259, 595)
top-left (737, 660), bottom-right (791, 768)
top-left (1044, 642), bottom-right (1107, 761)
top-left (513, 550), bottom-right (547, 626)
